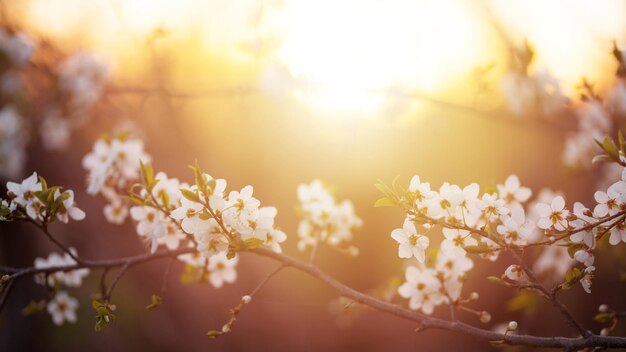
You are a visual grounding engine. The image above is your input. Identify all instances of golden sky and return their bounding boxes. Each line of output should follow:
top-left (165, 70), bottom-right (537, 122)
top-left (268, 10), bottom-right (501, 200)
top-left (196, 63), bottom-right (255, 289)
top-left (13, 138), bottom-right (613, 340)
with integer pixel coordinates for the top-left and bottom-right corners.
top-left (10, 0), bottom-right (626, 118)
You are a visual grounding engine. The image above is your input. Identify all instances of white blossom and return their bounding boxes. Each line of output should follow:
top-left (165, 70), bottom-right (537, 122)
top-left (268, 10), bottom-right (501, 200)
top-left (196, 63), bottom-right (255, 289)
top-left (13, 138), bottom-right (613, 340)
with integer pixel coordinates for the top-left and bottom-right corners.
top-left (297, 180), bottom-right (361, 251)
top-left (594, 181), bottom-right (626, 217)
top-left (435, 248), bottom-right (473, 301)
top-left (535, 196), bottom-right (569, 231)
top-left (440, 228), bottom-right (477, 255)
top-left (476, 193), bottom-right (509, 222)
top-left (532, 244), bottom-right (574, 281)
top-left (47, 291), bottom-right (79, 326)
top-left (0, 106), bottom-right (26, 179)
top-left (574, 250), bottom-right (594, 267)
top-left (103, 201), bottom-right (128, 224)
top-left (58, 51), bottom-right (110, 110)
top-left (390, 218), bottom-right (429, 262)
top-left (496, 207), bottom-right (531, 245)
top-left (207, 252), bottom-right (238, 288)
top-left (129, 206), bottom-right (167, 253)
top-left (581, 266), bottom-right (595, 293)
top-left (53, 189), bottom-right (86, 223)
top-left (39, 113), bottom-right (71, 151)
top-left (497, 175), bottom-right (531, 208)
top-left (82, 136), bottom-right (151, 195)
top-left (398, 266), bottom-right (444, 315)
top-left (570, 202), bottom-right (596, 248)
top-left (34, 250), bottom-right (89, 287)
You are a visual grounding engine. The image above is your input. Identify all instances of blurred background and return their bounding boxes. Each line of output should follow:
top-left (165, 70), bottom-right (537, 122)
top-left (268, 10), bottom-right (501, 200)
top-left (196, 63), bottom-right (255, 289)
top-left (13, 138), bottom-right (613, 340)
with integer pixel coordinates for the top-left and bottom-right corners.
top-left (1, 0), bottom-right (626, 351)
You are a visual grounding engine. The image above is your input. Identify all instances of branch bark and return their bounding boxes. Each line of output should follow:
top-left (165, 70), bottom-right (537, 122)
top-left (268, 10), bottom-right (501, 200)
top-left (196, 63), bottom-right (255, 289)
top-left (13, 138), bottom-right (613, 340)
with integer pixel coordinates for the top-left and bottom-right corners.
top-left (3, 246), bottom-right (624, 349)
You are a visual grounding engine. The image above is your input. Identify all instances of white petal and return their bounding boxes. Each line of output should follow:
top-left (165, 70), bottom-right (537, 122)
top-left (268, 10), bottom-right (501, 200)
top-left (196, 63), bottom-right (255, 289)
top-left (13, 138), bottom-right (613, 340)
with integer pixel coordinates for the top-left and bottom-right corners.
top-left (551, 196), bottom-right (565, 212)
top-left (398, 244), bottom-right (412, 258)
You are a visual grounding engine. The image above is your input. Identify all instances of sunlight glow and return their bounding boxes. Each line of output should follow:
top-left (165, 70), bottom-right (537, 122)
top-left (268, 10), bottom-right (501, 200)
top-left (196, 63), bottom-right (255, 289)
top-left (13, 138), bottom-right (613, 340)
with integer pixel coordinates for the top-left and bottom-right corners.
top-left (14, 0), bottom-right (626, 115)
top-left (277, 0), bottom-right (490, 115)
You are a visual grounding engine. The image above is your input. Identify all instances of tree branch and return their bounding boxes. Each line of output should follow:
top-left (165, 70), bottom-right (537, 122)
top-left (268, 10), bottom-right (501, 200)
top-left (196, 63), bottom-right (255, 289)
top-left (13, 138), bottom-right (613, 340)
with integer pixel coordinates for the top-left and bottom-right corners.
top-left (1, 244), bottom-right (625, 349)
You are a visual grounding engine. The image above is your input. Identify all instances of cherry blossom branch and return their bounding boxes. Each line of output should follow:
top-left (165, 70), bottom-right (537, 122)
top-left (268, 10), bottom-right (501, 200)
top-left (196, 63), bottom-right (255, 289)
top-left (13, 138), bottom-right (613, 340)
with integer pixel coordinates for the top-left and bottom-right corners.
top-left (2, 244), bottom-right (626, 349)
top-left (248, 247), bottom-right (626, 350)
top-left (524, 211), bottom-right (626, 249)
top-left (408, 207), bottom-right (605, 337)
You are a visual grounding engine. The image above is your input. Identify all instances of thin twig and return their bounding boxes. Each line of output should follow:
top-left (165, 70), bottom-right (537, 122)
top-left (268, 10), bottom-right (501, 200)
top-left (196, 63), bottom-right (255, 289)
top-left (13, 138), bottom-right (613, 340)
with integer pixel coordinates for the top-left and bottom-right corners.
top-left (509, 249), bottom-right (590, 337)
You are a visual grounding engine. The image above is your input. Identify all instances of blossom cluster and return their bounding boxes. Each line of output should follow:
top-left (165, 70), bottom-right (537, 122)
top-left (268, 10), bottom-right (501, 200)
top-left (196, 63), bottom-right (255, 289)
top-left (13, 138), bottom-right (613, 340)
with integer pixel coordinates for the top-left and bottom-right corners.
top-left (83, 135), bottom-right (151, 224)
top-left (168, 172), bottom-right (287, 287)
top-left (0, 25), bottom-right (111, 180)
top-left (38, 51), bottom-right (110, 151)
top-left (3, 172), bottom-right (85, 223)
top-left (500, 42), bottom-right (567, 118)
top-left (0, 172), bottom-right (87, 325)
top-left (499, 41), bottom-right (626, 180)
top-left (130, 171), bottom-right (189, 253)
top-left (81, 135), bottom-right (287, 289)
top-left (296, 180), bottom-right (362, 253)
top-left (388, 168), bottom-right (626, 315)
top-left (0, 28), bottom-right (36, 179)
top-left (33, 249), bottom-right (90, 325)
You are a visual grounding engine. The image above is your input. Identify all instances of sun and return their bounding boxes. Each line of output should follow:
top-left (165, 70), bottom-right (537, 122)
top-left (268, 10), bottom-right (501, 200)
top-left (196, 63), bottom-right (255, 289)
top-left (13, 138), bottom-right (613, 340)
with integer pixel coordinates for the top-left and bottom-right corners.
top-left (276, 0), bottom-right (491, 116)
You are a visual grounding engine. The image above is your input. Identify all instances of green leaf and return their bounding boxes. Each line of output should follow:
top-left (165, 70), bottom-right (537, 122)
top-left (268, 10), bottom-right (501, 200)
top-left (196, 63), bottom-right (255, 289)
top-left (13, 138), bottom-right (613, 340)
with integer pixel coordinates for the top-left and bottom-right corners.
top-left (374, 197), bottom-right (396, 208)
top-left (563, 267), bottom-right (583, 289)
top-left (146, 294), bottom-right (162, 310)
top-left (596, 136), bottom-right (620, 162)
top-left (207, 330), bottom-right (223, 338)
top-left (206, 178), bottom-right (217, 195)
top-left (92, 299), bottom-right (105, 310)
top-left (123, 195), bottom-right (147, 206)
top-left (180, 264), bottom-right (206, 284)
top-left (190, 160), bottom-right (206, 193)
top-left (464, 244), bottom-right (495, 254)
top-left (374, 181), bottom-right (395, 199)
top-left (21, 300), bottom-right (43, 316)
top-left (158, 190), bottom-right (170, 208)
top-left (592, 155), bottom-right (613, 164)
top-left (38, 176), bottom-right (48, 191)
top-left (243, 238), bottom-right (264, 249)
top-left (140, 161), bottom-right (156, 192)
top-left (181, 189), bottom-right (201, 203)
top-left (594, 312), bottom-right (614, 323)
top-left (486, 276), bottom-right (506, 285)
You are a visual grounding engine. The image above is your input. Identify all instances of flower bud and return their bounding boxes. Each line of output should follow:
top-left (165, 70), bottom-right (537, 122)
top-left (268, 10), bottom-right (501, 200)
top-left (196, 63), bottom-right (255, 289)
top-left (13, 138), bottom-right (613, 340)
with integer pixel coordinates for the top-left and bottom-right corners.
top-left (348, 246), bottom-right (359, 257)
top-left (222, 324), bottom-right (231, 333)
top-left (1, 274), bottom-right (9, 283)
top-left (479, 311), bottom-right (491, 323)
top-left (507, 321), bottom-right (518, 331)
top-left (600, 328), bottom-right (610, 336)
top-left (598, 304), bottom-right (609, 313)
top-left (241, 295), bottom-right (252, 304)
top-left (469, 292), bottom-right (479, 301)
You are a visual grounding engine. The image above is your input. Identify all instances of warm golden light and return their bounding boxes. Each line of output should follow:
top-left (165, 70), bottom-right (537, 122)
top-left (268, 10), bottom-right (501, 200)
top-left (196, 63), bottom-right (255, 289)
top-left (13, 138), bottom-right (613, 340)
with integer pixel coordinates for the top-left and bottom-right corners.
top-left (277, 0), bottom-right (491, 115)
top-left (12, 0), bottom-right (626, 113)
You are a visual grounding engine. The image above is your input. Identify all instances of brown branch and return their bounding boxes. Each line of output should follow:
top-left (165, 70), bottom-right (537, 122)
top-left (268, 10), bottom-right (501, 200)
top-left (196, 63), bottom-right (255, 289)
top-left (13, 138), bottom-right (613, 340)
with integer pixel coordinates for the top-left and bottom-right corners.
top-left (250, 247), bottom-right (626, 349)
top-left (509, 249), bottom-right (590, 337)
top-left (1, 245), bottom-right (626, 348)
